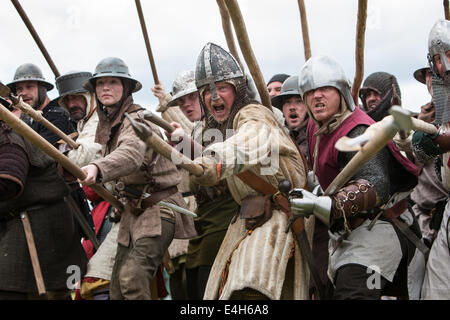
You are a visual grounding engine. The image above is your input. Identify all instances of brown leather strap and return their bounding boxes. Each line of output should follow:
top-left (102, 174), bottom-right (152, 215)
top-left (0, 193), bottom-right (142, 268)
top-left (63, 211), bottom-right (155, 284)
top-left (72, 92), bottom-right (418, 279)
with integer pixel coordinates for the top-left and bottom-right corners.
top-left (236, 171), bottom-right (306, 234)
top-left (140, 186), bottom-right (179, 209)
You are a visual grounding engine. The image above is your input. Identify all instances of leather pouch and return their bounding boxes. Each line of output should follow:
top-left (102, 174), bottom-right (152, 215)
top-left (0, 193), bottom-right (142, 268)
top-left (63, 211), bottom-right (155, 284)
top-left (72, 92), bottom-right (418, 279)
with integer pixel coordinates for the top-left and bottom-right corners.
top-left (240, 195), bottom-right (272, 230)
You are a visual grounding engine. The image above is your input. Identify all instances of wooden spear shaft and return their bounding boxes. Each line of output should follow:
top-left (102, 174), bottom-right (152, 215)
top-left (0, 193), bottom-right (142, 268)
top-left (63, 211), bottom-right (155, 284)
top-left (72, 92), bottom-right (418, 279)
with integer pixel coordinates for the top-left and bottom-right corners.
top-left (351, 0), bottom-right (368, 105)
top-left (224, 0), bottom-right (272, 109)
top-left (297, 0), bottom-right (312, 61)
top-left (11, 0), bottom-right (60, 78)
top-left (135, 0), bottom-right (160, 85)
top-left (216, 0), bottom-right (246, 73)
top-left (0, 104), bottom-right (124, 212)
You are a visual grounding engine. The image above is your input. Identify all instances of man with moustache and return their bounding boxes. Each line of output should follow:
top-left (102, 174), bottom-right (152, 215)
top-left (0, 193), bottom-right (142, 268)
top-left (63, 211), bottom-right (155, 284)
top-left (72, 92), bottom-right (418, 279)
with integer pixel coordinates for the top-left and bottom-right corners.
top-left (271, 75), bottom-right (309, 156)
top-left (290, 55), bottom-right (425, 300)
top-left (7, 63), bottom-right (75, 146)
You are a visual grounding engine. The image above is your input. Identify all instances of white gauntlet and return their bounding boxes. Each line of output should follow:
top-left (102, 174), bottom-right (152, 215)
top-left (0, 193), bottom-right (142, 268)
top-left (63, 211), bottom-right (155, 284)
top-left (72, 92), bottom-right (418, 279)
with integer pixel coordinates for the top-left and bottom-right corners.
top-left (289, 188), bottom-right (332, 226)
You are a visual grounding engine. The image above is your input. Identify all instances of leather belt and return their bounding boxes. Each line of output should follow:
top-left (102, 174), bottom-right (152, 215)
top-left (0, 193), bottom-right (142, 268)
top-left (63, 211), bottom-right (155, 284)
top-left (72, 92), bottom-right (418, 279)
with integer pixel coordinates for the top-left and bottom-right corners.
top-left (130, 186), bottom-right (179, 215)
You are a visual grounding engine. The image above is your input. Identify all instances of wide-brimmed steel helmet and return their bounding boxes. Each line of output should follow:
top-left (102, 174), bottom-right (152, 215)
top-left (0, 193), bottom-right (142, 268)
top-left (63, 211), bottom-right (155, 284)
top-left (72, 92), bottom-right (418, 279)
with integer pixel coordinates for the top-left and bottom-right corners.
top-left (7, 63), bottom-right (54, 92)
top-left (195, 42), bottom-right (243, 100)
top-left (271, 75), bottom-right (301, 110)
top-left (298, 55), bottom-right (355, 111)
top-left (167, 70), bottom-right (197, 107)
top-left (56, 71), bottom-right (92, 100)
top-left (83, 57), bottom-right (142, 93)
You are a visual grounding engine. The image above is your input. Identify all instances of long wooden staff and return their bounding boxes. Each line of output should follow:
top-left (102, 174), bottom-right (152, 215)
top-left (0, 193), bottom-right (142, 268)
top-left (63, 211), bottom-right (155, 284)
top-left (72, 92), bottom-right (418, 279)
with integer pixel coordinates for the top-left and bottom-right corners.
top-left (351, 0), bottom-right (368, 105)
top-left (126, 114), bottom-right (204, 176)
top-left (135, 0), bottom-right (160, 85)
top-left (224, 0), bottom-right (271, 109)
top-left (0, 104), bottom-right (124, 213)
top-left (11, 0), bottom-right (60, 78)
top-left (216, 0), bottom-right (245, 73)
top-left (445, 0), bottom-right (450, 20)
top-left (297, 0), bottom-right (312, 61)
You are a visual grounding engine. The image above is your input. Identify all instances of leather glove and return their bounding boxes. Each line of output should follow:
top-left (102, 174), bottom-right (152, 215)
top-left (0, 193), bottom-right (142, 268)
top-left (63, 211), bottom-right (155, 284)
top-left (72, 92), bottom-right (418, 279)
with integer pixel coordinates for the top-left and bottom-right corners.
top-left (289, 188), bottom-right (331, 225)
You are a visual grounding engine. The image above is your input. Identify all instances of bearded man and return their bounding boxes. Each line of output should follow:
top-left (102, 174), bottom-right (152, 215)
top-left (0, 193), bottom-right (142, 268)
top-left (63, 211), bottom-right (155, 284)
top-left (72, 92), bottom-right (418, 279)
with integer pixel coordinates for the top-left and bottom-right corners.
top-left (7, 63), bottom-right (75, 146)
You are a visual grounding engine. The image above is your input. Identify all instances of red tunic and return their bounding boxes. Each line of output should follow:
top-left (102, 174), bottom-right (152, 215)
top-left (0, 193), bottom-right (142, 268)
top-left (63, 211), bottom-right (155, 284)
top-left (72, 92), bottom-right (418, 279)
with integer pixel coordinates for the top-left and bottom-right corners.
top-left (307, 107), bottom-right (418, 190)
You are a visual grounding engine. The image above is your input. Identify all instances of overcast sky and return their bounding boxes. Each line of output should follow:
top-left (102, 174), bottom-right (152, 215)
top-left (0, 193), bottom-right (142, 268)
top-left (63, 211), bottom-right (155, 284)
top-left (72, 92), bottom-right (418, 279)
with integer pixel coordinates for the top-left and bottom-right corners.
top-left (0, 0), bottom-right (445, 113)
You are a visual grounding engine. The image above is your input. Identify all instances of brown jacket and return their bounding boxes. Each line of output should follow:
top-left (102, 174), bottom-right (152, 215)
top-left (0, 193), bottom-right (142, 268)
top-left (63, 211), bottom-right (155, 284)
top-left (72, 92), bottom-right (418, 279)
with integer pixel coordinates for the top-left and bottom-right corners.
top-left (92, 97), bottom-right (196, 247)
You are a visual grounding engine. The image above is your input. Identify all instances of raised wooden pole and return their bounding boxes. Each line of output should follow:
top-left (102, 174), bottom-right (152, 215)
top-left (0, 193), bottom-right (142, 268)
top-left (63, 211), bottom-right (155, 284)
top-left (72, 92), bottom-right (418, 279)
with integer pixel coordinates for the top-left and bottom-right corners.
top-left (216, 0), bottom-right (245, 72)
top-left (224, 0), bottom-right (272, 109)
top-left (297, 0), bottom-right (312, 61)
top-left (11, 0), bottom-right (60, 78)
top-left (351, 0), bottom-right (368, 106)
top-left (135, 0), bottom-right (160, 84)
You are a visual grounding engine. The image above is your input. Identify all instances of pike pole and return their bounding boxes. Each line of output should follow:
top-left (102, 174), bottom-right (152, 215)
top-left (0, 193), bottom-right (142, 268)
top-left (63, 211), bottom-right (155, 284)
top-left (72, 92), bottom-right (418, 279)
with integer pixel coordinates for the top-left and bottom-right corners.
top-left (216, 0), bottom-right (246, 73)
top-left (224, 0), bottom-right (272, 109)
top-left (351, 0), bottom-right (368, 105)
top-left (10, 95), bottom-right (79, 149)
top-left (0, 104), bottom-right (124, 213)
top-left (135, 0), bottom-right (160, 85)
top-left (11, 0), bottom-right (60, 78)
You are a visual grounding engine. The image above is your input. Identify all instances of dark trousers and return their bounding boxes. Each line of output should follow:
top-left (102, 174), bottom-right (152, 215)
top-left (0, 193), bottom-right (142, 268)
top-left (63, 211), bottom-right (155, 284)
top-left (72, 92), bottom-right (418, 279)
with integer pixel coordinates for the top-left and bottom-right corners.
top-left (109, 218), bottom-right (174, 300)
top-left (185, 265), bottom-right (212, 300)
top-left (169, 261), bottom-right (188, 300)
top-left (333, 264), bottom-right (389, 300)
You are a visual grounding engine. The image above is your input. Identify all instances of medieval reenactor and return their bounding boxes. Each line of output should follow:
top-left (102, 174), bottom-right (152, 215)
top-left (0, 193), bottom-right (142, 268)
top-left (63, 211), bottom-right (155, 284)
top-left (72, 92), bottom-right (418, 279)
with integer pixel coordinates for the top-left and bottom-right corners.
top-left (271, 75), bottom-right (309, 156)
top-left (266, 73), bottom-right (290, 99)
top-left (190, 43), bottom-right (313, 300)
top-left (0, 118), bottom-right (87, 299)
top-left (7, 63), bottom-right (75, 145)
top-left (290, 55), bottom-right (426, 299)
top-left (78, 57), bottom-right (196, 300)
top-left (411, 19), bottom-right (450, 300)
top-left (7, 63), bottom-right (94, 257)
top-left (359, 71), bottom-right (402, 121)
